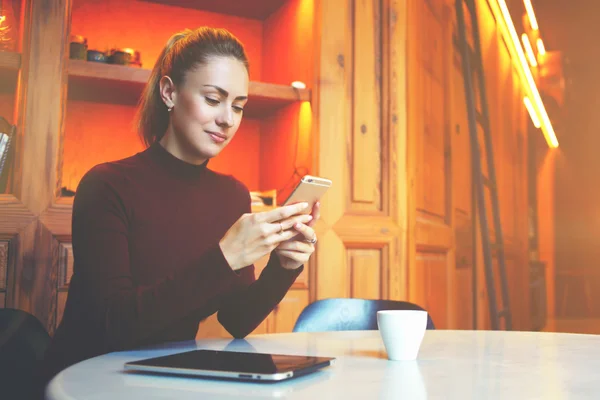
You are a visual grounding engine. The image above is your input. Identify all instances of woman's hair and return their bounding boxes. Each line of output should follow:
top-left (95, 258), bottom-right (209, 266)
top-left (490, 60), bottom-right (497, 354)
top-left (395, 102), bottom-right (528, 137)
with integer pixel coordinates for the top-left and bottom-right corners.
top-left (136, 27), bottom-right (249, 147)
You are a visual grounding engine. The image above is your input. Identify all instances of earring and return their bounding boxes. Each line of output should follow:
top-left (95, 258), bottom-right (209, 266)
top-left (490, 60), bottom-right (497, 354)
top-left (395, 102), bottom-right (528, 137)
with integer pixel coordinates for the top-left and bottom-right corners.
top-left (167, 106), bottom-right (173, 112)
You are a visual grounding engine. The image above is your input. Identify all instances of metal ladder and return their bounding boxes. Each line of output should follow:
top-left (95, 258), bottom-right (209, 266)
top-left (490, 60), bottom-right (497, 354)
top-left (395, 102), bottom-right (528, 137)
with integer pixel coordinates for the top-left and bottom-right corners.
top-left (454, 0), bottom-right (512, 330)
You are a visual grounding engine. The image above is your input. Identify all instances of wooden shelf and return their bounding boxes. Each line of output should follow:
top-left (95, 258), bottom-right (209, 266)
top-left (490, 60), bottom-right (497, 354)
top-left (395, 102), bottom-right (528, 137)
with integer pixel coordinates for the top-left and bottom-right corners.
top-left (67, 60), bottom-right (310, 117)
top-left (141, 0), bottom-right (287, 20)
top-left (0, 51), bottom-right (21, 93)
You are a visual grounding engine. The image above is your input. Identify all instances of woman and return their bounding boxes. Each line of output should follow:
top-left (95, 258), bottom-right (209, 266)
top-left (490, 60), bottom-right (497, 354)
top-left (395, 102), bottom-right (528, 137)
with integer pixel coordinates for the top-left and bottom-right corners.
top-left (40, 27), bottom-right (318, 385)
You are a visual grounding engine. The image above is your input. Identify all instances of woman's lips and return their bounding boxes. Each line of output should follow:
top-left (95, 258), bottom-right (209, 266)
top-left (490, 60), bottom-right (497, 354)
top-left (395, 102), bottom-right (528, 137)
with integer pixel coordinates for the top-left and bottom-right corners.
top-left (206, 131), bottom-right (227, 143)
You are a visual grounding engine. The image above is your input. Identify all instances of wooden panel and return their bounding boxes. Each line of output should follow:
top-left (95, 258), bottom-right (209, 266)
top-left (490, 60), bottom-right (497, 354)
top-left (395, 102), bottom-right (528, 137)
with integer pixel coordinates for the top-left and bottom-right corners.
top-left (418, 252), bottom-right (448, 329)
top-left (416, 1), bottom-right (447, 219)
top-left (0, 292), bottom-right (4, 308)
top-left (13, 221), bottom-right (60, 334)
top-left (415, 213), bottom-right (452, 250)
top-left (351, 0), bottom-right (381, 208)
top-left (58, 243), bottom-right (73, 289)
top-left (56, 291), bottom-right (68, 328)
top-left (0, 51), bottom-right (20, 93)
top-left (0, 51), bottom-right (21, 70)
top-left (0, 241), bottom-right (7, 290)
top-left (455, 213), bottom-right (473, 269)
top-left (389, 0), bottom-right (410, 301)
top-left (0, 195), bottom-right (36, 239)
top-left (451, 60), bottom-right (471, 215)
top-left (270, 289), bottom-right (309, 333)
top-left (349, 248), bottom-right (382, 299)
top-left (15, 0), bottom-right (70, 214)
top-left (422, 1), bottom-right (444, 82)
top-left (316, 230), bottom-right (348, 299)
top-left (455, 266), bottom-right (473, 329)
top-left (316, 0), bottom-right (351, 225)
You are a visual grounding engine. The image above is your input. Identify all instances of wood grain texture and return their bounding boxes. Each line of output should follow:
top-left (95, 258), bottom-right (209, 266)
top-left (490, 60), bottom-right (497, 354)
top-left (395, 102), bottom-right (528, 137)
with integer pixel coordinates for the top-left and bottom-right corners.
top-left (349, 248), bottom-right (383, 299)
top-left (14, 0), bottom-right (71, 214)
top-left (388, 0), bottom-right (409, 300)
top-left (0, 51), bottom-right (21, 70)
top-left (418, 251), bottom-right (448, 329)
top-left (269, 289), bottom-right (309, 333)
top-left (38, 203), bottom-right (72, 239)
top-left (0, 241), bottom-right (7, 290)
top-left (9, 220), bottom-right (59, 334)
top-left (0, 195), bottom-right (36, 238)
top-left (8, 0), bottom-right (71, 334)
top-left (406, 0), bottom-right (421, 306)
top-left (351, 0), bottom-right (381, 209)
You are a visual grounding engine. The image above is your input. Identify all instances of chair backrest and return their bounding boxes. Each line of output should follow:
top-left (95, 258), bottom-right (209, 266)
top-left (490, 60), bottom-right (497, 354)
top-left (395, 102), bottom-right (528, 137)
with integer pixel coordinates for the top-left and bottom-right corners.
top-left (0, 308), bottom-right (51, 399)
top-left (292, 298), bottom-right (435, 332)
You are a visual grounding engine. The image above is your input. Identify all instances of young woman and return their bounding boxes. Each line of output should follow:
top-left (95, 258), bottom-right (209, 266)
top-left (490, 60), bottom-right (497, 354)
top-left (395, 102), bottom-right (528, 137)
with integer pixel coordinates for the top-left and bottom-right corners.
top-left (40, 27), bottom-right (318, 385)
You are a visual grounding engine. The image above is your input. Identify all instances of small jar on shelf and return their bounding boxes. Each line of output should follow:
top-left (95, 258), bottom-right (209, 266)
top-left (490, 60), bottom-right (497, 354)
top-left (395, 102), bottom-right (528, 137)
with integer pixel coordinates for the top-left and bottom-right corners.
top-left (0, 0), bottom-right (17, 52)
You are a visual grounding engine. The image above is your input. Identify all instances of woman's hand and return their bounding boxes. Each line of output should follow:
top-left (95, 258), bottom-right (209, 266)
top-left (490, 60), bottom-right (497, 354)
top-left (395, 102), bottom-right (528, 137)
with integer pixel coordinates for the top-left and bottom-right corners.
top-left (219, 202), bottom-right (312, 271)
top-left (275, 202), bottom-right (320, 270)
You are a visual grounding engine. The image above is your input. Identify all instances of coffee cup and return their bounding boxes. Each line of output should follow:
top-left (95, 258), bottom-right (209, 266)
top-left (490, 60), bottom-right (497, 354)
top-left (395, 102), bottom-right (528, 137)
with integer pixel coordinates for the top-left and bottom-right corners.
top-left (377, 310), bottom-right (427, 361)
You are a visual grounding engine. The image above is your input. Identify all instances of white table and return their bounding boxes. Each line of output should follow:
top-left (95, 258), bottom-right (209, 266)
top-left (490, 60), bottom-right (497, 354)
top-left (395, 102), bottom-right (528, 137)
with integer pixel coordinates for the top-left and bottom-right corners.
top-left (46, 330), bottom-right (600, 399)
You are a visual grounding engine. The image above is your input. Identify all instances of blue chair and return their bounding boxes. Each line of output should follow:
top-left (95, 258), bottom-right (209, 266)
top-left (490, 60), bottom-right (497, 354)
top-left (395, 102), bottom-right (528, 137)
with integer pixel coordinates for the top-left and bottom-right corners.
top-left (292, 298), bottom-right (435, 332)
top-left (0, 308), bottom-right (51, 399)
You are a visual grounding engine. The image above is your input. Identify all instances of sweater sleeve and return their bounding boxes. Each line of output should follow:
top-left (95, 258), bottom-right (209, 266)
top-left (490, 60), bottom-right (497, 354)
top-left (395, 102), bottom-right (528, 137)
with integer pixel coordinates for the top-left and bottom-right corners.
top-left (217, 184), bottom-right (303, 338)
top-left (72, 168), bottom-right (241, 351)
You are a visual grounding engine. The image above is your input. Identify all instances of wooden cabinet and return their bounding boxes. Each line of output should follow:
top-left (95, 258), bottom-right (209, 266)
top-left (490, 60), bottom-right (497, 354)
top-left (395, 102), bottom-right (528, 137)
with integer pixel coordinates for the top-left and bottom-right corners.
top-left (0, 0), bottom-right (537, 337)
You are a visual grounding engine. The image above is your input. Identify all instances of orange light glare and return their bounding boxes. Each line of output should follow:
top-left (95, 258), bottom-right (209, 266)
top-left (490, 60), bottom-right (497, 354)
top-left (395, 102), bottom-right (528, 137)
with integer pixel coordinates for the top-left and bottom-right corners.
top-left (524, 97), bottom-right (541, 128)
top-left (536, 38), bottom-right (546, 56)
top-left (495, 0), bottom-right (558, 148)
top-left (521, 34), bottom-right (538, 67)
top-left (523, 0), bottom-right (539, 30)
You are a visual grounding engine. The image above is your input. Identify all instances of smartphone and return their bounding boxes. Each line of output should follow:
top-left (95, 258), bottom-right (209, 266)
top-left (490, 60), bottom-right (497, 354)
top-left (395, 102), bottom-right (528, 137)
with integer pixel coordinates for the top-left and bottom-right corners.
top-left (283, 175), bottom-right (332, 214)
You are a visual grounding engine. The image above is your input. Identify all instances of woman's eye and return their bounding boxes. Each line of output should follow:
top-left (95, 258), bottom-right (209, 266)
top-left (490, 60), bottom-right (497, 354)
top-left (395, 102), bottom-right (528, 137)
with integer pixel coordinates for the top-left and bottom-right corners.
top-left (233, 106), bottom-right (244, 113)
top-left (206, 97), bottom-right (220, 105)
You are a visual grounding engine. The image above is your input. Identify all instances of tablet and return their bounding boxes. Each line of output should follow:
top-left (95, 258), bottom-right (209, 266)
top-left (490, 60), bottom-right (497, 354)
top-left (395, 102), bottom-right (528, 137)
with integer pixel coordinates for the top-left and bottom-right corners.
top-left (124, 349), bottom-right (335, 382)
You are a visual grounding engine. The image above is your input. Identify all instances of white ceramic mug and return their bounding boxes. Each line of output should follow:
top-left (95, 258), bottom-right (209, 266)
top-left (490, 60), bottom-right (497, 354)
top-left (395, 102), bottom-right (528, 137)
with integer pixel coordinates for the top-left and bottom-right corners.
top-left (377, 310), bottom-right (428, 361)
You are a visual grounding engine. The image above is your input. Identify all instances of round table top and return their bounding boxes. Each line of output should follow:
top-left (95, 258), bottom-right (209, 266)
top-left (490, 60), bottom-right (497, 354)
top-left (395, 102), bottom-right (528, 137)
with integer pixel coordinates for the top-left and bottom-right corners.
top-left (46, 329), bottom-right (600, 399)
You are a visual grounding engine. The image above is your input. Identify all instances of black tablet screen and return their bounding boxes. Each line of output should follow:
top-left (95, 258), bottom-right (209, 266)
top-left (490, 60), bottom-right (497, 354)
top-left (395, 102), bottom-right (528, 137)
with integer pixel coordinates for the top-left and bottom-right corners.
top-left (128, 350), bottom-right (333, 375)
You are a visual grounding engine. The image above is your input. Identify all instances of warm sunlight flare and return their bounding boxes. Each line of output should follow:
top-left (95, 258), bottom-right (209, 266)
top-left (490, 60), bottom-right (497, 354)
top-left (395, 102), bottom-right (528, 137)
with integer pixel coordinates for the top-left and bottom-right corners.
top-left (524, 97), bottom-right (541, 128)
top-left (523, 0), bottom-right (539, 30)
top-left (493, 0), bottom-right (559, 148)
top-left (536, 38), bottom-right (546, 56)
top-left (522, 33), bottom-right (538, 67)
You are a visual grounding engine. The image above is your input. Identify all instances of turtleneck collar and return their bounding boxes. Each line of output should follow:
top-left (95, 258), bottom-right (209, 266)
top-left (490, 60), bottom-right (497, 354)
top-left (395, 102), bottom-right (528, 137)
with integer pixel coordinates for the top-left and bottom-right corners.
top-left (144, 142), bottom-right (209, 180)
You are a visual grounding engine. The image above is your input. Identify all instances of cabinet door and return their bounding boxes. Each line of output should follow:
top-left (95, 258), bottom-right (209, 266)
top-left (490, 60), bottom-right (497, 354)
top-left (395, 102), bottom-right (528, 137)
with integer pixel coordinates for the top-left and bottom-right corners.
top-left (268, 289), bottom-right (309, 334)
top-left (315, 0), bottom-right (405, 305)
top-left (407, 0), bottom-right (454, 329)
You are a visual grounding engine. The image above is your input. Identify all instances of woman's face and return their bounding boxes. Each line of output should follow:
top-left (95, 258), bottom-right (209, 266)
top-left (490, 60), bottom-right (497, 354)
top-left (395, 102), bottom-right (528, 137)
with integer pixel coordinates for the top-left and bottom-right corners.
top-left (160, 56), bottom-right (249, 165)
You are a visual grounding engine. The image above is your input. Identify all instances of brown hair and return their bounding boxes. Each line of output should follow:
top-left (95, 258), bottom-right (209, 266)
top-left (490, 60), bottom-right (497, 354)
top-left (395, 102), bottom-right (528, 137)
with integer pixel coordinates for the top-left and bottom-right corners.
top-left (136, 27), bottom-right (249, 147)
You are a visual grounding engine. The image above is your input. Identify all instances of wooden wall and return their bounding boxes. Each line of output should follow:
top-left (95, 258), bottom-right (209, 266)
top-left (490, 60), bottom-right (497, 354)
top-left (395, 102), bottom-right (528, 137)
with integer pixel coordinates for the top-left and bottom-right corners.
top-left (0, 0), bottom-right (543, 336)
top-left (404, 0), bottom-right (530, 330)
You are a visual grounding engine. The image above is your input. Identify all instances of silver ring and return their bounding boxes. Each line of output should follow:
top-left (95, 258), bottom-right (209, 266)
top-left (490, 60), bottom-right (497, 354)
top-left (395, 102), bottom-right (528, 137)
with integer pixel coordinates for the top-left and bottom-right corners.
top-left (306, 236), bottom-right (317, 244)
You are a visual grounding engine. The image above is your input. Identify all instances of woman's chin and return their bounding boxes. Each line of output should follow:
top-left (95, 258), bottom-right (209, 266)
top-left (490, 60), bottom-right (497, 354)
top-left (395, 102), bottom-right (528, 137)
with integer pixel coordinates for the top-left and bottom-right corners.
top-left (193, 144), bottom-right (224, 161)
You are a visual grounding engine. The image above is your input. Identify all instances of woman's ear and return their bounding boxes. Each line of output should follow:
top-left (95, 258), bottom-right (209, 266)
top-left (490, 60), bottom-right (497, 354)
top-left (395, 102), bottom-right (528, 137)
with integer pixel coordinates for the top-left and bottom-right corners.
top-left (159, 76), bottom-right (177, 110)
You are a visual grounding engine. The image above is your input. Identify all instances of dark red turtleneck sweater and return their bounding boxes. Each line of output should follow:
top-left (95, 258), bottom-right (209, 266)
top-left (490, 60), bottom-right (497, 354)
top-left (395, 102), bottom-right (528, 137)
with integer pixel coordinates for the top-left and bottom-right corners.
top-left (40, 143), bottom-right (302, 383)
